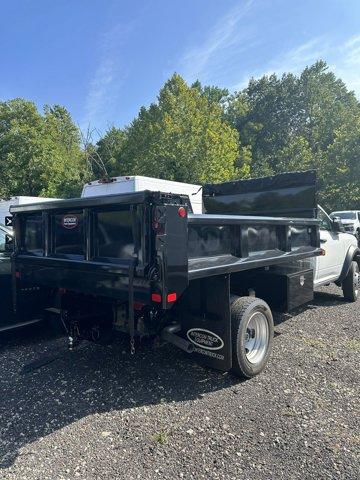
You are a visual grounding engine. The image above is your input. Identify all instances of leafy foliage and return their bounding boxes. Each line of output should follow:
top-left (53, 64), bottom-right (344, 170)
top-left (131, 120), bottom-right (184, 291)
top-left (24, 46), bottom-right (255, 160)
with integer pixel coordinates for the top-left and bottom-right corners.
top-left (95, 127), bottom-right (127, 178)
top-left (0, 99), bottom-right (89, 198)
top-left (114, 74), bottom-right (244, 184)
top-left (1, 63), bottom-right (360, 211)
top-left (322, 115), bottom-right (360, 210)
top-left (226, 61), bottom-right (360, 209)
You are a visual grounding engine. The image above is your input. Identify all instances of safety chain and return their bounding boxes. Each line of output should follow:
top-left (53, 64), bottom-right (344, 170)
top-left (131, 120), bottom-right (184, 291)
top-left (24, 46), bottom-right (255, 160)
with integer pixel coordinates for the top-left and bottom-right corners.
top-left (130, 337), bottom-right (135, 355)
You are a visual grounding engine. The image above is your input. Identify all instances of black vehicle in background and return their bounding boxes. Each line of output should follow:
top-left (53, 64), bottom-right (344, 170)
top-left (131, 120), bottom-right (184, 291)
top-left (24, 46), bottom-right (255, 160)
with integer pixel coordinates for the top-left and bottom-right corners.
top-left (0, 223), bottom-right (43, 332)
top-left (8, 171), bottom-right (321, 378)
top-left (0, 223), bottom-right (13, 326)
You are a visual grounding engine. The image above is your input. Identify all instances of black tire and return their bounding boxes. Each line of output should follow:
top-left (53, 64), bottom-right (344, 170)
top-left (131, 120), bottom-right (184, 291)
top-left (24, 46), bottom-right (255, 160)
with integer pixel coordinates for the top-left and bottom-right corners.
top-left (342, 260), bottom-right (359, 302)
top-left (230, 296), bottom-right (274, 378)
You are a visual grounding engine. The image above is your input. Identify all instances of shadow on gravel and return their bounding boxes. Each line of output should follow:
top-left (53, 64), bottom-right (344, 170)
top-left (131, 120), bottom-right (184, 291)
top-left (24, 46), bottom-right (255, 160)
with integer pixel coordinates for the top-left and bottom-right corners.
top-left (312, 289), bottom-right (345, 305)
top-left (0, 286), bottom-right (349, 468)
top-left (273, 288), bottom-right (346, 327)
top-left (0, 326), bottom-right (240, 469)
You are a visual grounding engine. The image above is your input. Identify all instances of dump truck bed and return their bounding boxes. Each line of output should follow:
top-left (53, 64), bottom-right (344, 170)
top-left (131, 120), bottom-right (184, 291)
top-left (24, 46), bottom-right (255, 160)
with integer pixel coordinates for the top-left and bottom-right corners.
top-left (10, 189), bottom-right (320, 309)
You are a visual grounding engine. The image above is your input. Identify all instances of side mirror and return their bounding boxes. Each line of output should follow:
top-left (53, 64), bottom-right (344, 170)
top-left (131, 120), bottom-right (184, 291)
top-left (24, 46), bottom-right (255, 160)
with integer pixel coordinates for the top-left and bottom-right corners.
top-left (332, 217), bottom-right (343, 233)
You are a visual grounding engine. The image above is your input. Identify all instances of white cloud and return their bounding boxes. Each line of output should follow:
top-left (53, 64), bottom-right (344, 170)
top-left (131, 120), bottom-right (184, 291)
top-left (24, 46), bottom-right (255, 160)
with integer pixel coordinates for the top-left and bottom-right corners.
top-left (81, 23), bottom-right (136, 133)
top-left (178, 0), bottom-right (255, 84)
top-left (272, 38), bottom-right (328, 72)
top-left (176, 2), bottom-right (360, 99)
top-left (228, 38), bottom-right (327, 91)
top-left (334, 34), bottom-right (360, 96)
top-left (230, 35), bottom-right (360, 98)
top-left (343, 34), bottom-right (360, 65)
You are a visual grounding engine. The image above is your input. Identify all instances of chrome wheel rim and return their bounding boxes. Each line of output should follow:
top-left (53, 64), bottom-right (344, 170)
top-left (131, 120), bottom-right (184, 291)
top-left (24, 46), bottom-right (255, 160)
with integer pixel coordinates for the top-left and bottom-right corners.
top-left (244, 311), bottom-right (269, 364)
top-left (354, 262), bottom-right (359, 296)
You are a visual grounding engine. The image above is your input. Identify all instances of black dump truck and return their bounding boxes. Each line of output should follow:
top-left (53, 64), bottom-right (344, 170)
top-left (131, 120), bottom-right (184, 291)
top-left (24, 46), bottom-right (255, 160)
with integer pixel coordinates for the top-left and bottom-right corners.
top-left (9, 171), bottom-right (321, 378)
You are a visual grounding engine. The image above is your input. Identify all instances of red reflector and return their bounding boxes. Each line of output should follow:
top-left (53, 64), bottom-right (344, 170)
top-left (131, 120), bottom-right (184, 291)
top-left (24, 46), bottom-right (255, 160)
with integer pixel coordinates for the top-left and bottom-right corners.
top-left (320, 248), bottom-right (326, 256)
top-left (15, 271), bottom-right (21, 279)
top-left (178, 206), bottom-right (187, 218)
top-left (167, 292), bottom-right (177, 303)
top-left (134, 302), bottom-right (145, 310)
top-left (151, 293), bottom-right (162, 303)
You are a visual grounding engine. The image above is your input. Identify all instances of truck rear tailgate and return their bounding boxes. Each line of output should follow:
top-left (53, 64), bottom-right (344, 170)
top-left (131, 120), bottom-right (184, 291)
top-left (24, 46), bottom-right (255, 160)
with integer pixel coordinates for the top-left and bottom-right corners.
top-left (11, 192), bottom-right (152, 301)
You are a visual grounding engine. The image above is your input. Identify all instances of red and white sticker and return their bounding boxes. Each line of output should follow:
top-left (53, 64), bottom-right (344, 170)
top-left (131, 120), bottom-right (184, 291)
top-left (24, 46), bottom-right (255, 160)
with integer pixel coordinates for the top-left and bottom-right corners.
top-left (61, 215), bottom-right (79, 229)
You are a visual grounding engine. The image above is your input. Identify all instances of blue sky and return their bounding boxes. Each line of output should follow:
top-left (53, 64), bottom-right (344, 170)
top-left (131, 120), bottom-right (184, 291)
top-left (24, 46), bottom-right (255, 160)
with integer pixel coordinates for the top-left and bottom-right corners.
top-left (1, 0), bottom-right (360, 135)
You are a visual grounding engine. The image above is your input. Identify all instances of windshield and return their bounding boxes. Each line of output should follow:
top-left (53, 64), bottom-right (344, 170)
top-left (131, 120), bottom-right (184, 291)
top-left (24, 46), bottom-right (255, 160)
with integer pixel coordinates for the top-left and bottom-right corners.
top-left (331, 212), bottom-right (356, 220)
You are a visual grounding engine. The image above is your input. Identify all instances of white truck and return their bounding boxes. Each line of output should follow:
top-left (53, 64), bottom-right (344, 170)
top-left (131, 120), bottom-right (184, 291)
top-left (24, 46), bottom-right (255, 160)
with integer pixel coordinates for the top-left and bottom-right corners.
top-left (81, 176), bottom-right (203, 214)
top-left (330, 210), bottom-right (360, 241)
top-left (316, 206), bottom-right (359, 301)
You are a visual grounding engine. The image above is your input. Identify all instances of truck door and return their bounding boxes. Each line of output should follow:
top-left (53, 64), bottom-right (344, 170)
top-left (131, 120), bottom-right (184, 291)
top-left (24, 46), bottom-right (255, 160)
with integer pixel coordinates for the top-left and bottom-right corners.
top-left (314, 207), bottom-right (345, 284)
top-left (0, 228), bottom-right (14, 327)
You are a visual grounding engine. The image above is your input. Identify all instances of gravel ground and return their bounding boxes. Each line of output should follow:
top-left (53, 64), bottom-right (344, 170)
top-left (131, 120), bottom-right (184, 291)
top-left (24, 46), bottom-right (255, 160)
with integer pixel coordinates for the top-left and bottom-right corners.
top-left (0, 284), bottom-right (359, 480)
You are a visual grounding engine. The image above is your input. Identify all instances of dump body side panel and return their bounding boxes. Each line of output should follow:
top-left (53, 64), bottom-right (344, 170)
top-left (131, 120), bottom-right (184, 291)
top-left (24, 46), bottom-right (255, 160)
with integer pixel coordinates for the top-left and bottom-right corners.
top-left (204, 170), bottom-right (317, 218)
top-left (187, 213), bottom-right (320, 280)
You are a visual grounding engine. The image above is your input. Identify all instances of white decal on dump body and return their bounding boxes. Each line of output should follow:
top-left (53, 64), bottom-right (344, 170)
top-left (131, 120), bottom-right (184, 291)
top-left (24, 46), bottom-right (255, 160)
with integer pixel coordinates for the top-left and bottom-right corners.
top-left (187, 328), bottom-right (224, 351)
top-left (61, 215), bottom-right (79, 229)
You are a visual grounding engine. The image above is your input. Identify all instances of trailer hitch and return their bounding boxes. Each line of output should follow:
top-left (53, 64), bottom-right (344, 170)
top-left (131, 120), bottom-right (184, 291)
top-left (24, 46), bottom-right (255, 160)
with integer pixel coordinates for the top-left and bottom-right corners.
top-left (161, 324), bottom-right (194, 354)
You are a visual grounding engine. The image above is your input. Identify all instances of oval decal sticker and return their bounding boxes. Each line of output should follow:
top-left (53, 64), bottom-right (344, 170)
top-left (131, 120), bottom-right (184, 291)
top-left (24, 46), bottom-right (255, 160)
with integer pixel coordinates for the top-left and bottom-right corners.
top-left (61, 215), bottom-right (79, 229)
top-left (187, 328), bottom-right (224, 351)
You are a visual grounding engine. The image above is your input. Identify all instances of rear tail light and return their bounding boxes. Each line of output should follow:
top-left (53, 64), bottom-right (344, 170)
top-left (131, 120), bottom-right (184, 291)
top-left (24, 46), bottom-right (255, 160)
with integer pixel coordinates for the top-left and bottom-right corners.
top-left (151, 293), bottom-right (177, 303)
top-left (167, 292), bottom-right (177, 303)
top-left (178, 206), bottom-right (187, 218)
top-left (151, 293), bottom-right (162, 303)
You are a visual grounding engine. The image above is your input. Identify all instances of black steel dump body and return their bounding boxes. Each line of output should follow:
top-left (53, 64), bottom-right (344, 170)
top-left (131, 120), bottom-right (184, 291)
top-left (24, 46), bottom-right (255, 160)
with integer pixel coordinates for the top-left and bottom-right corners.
top-left (10, 188), bottom-right (320, 310)
top-left (9, 171), bottom-right (321, 375)
top-left (204, 170), bottom-right (317, 218)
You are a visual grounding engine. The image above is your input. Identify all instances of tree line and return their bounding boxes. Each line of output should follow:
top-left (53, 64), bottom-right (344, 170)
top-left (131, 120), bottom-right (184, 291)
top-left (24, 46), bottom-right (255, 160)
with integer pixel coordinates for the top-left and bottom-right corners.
top-left (1, 60), bottom-right (359, 210)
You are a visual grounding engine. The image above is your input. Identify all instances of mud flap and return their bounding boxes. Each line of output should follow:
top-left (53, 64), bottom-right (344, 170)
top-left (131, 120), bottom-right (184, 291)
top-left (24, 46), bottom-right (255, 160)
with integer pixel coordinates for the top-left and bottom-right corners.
top-left (175, 275), bottom-right (232, 372)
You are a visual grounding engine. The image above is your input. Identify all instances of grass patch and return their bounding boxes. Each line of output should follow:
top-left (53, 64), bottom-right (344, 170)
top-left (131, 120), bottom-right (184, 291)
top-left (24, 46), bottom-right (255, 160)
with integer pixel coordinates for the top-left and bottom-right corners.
top-left (281, 407), bottom-right (297, 417)
top-left (299, 337), bottom-right (328, 349)
top-left (345, 339), bottom-right (360, 351)
top-left (153, 431), bottom-right (169, 444)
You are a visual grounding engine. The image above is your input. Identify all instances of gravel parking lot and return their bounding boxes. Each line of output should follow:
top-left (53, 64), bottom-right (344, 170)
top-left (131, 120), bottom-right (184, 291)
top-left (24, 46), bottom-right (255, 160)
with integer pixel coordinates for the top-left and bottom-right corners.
top-left (0, 284), bottom-right (359, 480)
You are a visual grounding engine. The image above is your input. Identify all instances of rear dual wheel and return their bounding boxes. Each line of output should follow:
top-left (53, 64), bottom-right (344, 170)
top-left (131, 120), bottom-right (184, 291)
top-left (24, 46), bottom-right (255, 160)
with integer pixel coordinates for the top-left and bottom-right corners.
top-left (230, 296), bottom-right (274, 378)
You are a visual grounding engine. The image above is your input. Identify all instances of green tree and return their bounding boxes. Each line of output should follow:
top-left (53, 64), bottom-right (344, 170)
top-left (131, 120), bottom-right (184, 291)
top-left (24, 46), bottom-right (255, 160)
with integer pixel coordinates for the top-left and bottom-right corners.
top-left (42, 105), bottom-right (90, 197)
top-left (119, 74), bottom-right (245, 184)
top-left (0, 98), bottom-right (43, 196)
top-left (95, 127), bottom-right (127, 178)
top-left (227, 61), bottom-right (360, 208)
top-left (321, 115), bottom-right (360, 210)
top-left (0, 99), bottom-right (88, 198)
